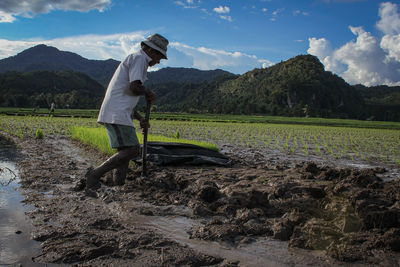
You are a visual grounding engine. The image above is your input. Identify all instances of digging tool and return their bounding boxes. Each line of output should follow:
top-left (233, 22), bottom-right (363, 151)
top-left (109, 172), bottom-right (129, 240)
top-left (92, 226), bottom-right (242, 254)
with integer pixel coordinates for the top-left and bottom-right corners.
top-left (142, 100), bottom-right (151, 176)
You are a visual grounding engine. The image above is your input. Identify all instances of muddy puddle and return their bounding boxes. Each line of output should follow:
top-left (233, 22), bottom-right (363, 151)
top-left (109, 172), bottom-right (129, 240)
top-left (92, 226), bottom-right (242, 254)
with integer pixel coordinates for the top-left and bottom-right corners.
top-left (0, 152), bottom-right (42, 265)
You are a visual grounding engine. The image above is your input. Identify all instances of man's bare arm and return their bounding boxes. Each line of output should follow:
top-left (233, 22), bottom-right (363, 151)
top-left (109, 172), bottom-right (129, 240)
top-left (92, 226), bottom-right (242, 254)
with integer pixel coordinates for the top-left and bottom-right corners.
top-left (130, 80), bottom-right (147, 95)
top-left (130, 80), bottom-right (155, 103)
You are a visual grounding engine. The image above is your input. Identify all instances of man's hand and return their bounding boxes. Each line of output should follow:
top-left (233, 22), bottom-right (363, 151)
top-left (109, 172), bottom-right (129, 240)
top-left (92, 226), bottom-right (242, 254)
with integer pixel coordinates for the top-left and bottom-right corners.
top-left (139, 118), bottom-right (150, 134)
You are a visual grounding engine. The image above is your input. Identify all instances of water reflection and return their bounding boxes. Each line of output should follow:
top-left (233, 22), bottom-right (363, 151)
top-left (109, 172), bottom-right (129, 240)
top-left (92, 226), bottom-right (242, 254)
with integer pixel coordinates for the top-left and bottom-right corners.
top-left (0, 165), bottom-right (17, 186)
top-left (0, 137), bottom-right (42, 266)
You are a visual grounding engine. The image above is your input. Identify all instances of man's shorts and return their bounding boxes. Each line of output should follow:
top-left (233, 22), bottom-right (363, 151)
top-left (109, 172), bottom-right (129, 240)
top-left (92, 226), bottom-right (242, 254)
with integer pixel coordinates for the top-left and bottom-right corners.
top-left (104, 123), bottom-right (139, 149)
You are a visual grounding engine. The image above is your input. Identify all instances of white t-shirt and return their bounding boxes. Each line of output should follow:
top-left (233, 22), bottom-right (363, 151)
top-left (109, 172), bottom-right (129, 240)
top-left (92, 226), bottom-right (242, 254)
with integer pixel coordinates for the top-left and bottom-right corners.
top-left (97, 50), bottom-right (152, 127)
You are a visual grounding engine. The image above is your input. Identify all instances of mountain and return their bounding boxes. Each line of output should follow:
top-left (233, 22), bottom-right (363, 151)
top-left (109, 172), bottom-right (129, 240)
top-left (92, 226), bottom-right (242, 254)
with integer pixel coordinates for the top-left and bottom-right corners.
top-left (0, 70), bottom-right (105, 109)
top-left (150, 55), bottom-right (365, 119)
top-left (0, 44), bottom-right (120, 86)
top-left (146, 67), bottom-right (235, 85)
top-left (0, 45), bottom-right (235, 87)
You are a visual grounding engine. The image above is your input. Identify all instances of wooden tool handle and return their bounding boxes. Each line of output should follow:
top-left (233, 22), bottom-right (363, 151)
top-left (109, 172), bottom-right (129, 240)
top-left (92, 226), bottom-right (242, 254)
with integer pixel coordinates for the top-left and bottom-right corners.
top-left (142, 101), bottom-right (151, 176)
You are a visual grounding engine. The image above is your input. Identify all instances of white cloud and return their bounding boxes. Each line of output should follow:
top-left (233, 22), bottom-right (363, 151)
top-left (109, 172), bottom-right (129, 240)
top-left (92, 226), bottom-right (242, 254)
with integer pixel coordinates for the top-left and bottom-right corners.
top-left (308, 37), bottom-right (333, 59)
top-left (376, 2), bottom-right (400, 35)
top-left (0, 10), bottom-right (16, 23)
top-left (213, 6), bottom-right (230, 14)
top-left (307, 2), bottom-right (400, 86)
top-left (0, 0), bottom-right (111, 23)
top-left (272, 8), bottom-right (284, 16)
top-left (0, 32), bottom-right (272, 74)
top-left (0, 32), bottom-right (147, 61)
top-left (381, 34), bottom-right (400, 61)
top-left (219, 15), bottom-right (233, 22)
top-left (293, 10), bottom-right (309, 16)
top-left (170, 42), bottom-right (273, 73)
top-left (174, 0), bottom-right (199, 9)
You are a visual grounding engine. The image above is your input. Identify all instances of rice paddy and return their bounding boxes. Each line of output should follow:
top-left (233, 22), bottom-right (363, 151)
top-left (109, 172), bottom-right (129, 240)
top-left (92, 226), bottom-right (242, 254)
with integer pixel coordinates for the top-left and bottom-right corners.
top-left (0, 114), bottom-right (399, 166)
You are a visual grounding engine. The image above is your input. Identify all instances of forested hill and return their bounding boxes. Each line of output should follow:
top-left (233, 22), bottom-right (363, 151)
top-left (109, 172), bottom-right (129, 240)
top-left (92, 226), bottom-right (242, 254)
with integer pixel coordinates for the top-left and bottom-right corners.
top-left (151, 55), bottom-right (366, 119)
top-left (0, 70), bottom-right (105, 109)
top-left (219, 55), bottom-right (363, 117)
top-left (0, 45), bottom-right (120, 87)
top-left (146, 67), bottom-right (236, 85)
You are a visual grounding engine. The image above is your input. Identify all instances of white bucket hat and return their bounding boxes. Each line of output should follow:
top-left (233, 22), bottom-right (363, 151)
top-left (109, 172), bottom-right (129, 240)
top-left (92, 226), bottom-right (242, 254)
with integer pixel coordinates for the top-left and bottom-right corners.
top-left (141, 33), bottom-right (169, 59)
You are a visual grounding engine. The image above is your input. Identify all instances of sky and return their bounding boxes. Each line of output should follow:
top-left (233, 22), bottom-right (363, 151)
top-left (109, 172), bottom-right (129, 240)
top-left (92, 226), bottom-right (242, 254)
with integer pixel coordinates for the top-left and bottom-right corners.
top-left (0, 0), bottom-right (399, 86)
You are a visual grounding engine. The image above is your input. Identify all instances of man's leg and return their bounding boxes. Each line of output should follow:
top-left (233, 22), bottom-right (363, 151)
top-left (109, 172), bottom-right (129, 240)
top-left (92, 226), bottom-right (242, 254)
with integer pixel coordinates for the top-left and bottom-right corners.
top-left (86, 123), bottom-right (140, 190)
top-left (113, 158), bottom-right (130, 186)
top-left (86, 145), bottom-right (139, 189)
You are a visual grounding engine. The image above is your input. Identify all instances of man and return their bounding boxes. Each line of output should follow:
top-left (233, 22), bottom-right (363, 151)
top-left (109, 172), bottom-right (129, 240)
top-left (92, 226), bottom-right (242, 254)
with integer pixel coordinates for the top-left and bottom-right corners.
top-left (85, 33), bottom-right (169, 191)
top-left (50, 102), bottom-right (55, 114)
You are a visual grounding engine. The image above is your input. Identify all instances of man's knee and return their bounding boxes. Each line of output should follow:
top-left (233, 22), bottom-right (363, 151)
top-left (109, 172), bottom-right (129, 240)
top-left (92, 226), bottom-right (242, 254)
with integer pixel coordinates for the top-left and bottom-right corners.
top-left (118, 145), bottom-right (140, 160)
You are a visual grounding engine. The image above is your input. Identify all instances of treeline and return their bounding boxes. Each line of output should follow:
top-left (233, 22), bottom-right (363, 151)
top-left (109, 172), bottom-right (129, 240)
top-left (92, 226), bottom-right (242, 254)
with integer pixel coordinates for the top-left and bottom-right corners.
top-left (0, 70), bottom-right (105, 109)
top-left (354, 84), bottom-right (400, 121)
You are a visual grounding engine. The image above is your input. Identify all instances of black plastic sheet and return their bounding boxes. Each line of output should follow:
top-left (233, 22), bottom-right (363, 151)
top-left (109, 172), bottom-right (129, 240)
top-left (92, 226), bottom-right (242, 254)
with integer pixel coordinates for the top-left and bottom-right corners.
top-left (140, 142), bottom-right (231, 166)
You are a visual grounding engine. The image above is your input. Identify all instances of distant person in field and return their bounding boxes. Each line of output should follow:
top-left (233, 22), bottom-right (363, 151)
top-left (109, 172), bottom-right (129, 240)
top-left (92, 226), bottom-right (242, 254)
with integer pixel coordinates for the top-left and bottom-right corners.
top-left (85, 33), bottom-right (168, 191)
top-left (50, 102), bottom-right (55, 114)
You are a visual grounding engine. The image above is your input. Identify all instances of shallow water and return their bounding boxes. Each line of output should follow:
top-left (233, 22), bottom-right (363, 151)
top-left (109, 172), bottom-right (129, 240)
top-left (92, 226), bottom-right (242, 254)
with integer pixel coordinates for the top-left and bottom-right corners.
top-left (0, 150), bottom-right (42, 266)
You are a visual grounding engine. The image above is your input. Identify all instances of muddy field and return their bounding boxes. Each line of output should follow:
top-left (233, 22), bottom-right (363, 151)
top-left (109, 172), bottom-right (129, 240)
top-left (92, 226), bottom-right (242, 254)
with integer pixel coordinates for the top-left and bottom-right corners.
top-left (6, 134), bottom-right (400, 266)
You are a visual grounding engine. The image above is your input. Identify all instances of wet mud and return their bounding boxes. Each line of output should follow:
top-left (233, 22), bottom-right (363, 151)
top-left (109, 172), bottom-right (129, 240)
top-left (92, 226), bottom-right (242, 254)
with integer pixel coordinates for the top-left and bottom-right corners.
top-left (6, 134), bottom-right (400, 266)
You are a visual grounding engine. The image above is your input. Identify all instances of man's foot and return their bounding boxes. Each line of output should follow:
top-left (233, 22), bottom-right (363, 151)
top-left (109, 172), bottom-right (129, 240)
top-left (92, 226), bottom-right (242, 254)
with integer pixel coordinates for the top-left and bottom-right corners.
top-left (113, 169), bottom-right (126, 186)
top-left (85, 188), bottom-right (98, 198)
top-left (112, 164), bottom-right (128, 186)
top-left (71, 178), bottom-right (86, 191)
top-left (85, 167), bottom-right (101, 190)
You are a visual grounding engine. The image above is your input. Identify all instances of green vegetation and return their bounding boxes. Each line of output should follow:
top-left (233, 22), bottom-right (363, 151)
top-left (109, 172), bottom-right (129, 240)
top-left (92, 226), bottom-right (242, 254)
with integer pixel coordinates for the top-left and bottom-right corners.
top-left (0, 114), bottom-right (398, 166)
top-left (0, 70), bottom-right (104, 109)
top-left (149, 120), bottom-right (400, 167)
top-left (1, 108), bottom-right (400, 130)
top-left (70, 126), bottom-right (218, 155)
top-left (149, 113), bottom-right (400, 130)
top-left (0, 107), bottom-right (99, 118)
top-left (35, 128), bottom-right (44, 139)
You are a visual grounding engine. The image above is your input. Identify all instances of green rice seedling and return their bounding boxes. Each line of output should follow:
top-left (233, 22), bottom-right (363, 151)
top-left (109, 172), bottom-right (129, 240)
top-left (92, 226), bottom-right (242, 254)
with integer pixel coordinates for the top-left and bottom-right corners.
top-left (35, 128), bottom-right (44, 139)
top-left (71, 126), bottom-right (115, 155)
top-left (139, 132), bottom-right (218, 151)
top-left (17, 129), bottom-right (24, 139)
top-left (174, 129), bottom-right (181, 139)
top-left (315, 143), bottom-right (321, 155)
top-left (293, 136), bottom-right (298, 148)
top-left (71, 126), bottom-right (219, 156)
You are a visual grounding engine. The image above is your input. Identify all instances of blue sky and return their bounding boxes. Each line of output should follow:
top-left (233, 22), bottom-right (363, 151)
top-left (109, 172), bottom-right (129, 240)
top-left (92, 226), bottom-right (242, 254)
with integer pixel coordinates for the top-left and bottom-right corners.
top-left (0, 0), bottom-right (399, 86)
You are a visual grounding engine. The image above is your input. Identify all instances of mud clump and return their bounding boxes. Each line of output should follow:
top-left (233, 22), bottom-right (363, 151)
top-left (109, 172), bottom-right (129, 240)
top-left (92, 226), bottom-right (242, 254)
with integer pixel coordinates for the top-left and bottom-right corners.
top-left (288, 166), bottom-right (400, 263)
top-left (195, 180), bottom-right (221, 203)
